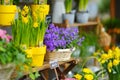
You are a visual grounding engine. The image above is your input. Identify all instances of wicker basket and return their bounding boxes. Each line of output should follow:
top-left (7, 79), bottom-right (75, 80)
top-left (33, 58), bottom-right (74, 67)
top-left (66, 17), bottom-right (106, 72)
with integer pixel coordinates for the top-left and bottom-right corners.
top-left (45, 48), bottom-right (74, 61)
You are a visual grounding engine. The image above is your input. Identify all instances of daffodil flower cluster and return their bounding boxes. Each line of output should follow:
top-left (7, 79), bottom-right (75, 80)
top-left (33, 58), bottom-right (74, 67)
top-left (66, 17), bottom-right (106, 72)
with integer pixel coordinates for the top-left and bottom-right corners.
top-left (12, 5), bottom-right (48, 48)
top-left (74, 68), bottom-right (98, 80)
top-left (21, 5), bottom-right (29, 24)
top-left (94, 47), bottom-right (120, 74)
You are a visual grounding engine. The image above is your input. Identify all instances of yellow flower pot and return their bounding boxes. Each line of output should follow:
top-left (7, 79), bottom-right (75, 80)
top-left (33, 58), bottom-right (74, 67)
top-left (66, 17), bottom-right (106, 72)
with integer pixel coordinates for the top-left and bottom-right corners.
top-left (25, 46), bottom-right (46, 67)
top-left (0, 5), bottom-right (17, 26)
top-left (31, 5), bottom-right (49, 20)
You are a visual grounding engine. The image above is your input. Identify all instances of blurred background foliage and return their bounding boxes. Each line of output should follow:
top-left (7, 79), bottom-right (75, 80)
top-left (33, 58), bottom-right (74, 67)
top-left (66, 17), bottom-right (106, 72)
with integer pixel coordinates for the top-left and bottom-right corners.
top-left (99, 0), bottom-right (110, 14)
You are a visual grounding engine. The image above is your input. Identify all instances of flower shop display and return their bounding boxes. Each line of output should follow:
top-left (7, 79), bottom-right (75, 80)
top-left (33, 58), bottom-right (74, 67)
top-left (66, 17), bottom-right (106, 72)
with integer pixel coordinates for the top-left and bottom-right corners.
top-left (44, 24), bottom-right (84, 61)
top-left (63, 0), bottom-right (75, 24)
top-left (94, 47), bottom-right (120, 80)
top-left (31, 0), bottom-right (49, 21)
top-left (12, 6), bottom-right (48, 67)
top-left (0, 0), bottom-right (17, 26)
top-left (76, 0), bottom-right (89, 23)
top-left (0, 29), bottom-right (32, 79)
top-left (73, 68), bottom-right (98, 80)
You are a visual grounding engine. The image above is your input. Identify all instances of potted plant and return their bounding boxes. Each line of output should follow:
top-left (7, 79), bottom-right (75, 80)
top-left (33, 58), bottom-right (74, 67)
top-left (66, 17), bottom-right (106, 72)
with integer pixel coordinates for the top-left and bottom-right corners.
top-left (63, 0), bottom-right (75, 24)
top-left (94, 47), bottom-right (120, 80)
top-left (0, 29), bottom-right (33, 79)
top-left (44, 24), bottom-right (84, 61)
top-left (0, 0), bottom-right (17, 26)
top-left (73, 68), bottom-right (98, 80)
top-left (76, 0), bottom-right (89, 23)
top-left (31, 0), bottom-right (49, 21)
top-left (12, 6), bottom-right (48, 67)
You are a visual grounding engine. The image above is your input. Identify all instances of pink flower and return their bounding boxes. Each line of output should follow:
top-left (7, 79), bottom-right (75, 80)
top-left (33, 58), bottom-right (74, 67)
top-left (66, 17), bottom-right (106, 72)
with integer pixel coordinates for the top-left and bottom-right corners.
top-left (0, 29), bottom-right (7, 39)
top-left (0, 29), bottom-right (12, 42)
top-left (6, 35), bottom-right (12, 42)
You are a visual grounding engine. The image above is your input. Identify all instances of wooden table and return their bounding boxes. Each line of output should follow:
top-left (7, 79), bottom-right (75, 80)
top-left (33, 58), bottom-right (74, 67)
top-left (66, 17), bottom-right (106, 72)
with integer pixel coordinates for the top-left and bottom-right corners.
top-left (18, 58), bottom-right (80, 80)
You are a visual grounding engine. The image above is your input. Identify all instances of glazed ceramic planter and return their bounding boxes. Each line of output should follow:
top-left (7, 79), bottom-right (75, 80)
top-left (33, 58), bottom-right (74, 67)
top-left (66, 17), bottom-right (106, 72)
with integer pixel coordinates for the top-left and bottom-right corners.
top-left (76, 11), bottom-right (89, 23)
top-left (63, 13), bottom-right (75, 24)
top-left (52, 0), bottom-right (65, 23)
top-left (25, 46), bottom-right (46, 67)
top-left (0, 5), bottom-right (17, 26)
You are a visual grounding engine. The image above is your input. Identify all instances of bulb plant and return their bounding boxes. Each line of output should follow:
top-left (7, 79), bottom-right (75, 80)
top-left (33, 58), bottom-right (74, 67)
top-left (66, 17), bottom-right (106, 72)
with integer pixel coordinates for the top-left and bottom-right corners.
top-left (78, 0), bottom-right (88, 11)
top-left (65, 0), bottom-right (72, 13)
top-left (33, 0), bottom-right (47, 4)
top-left (12, 5), bottom-right (48, 48)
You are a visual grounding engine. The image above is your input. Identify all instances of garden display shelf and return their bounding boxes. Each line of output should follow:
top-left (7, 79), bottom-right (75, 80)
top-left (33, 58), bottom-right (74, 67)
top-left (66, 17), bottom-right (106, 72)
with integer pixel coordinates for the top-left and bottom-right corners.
top-left (54, 17), bottom-right (101, 35)
top-left (11, 58), bottom-right (80, 80)
top-left (54, 21), bottom-right (98, 28)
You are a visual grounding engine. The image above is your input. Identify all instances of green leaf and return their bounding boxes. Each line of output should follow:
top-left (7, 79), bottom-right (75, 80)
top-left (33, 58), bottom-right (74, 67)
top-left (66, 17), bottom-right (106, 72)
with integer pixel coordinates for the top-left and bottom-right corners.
top-left (0, 55), bottom-right (6, 64)
top-left (17, 54), bottom-right (26, 63)
top-left (35, 72), bottom-right (40, 78)
top-left (29, 73), bottom-right (36, 80)
top-left (0, 47), bottom-right (6, 52)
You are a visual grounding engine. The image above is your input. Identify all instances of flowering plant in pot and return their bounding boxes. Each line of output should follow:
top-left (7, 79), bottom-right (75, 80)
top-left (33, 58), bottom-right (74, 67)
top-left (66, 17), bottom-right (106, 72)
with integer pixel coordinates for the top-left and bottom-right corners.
top-left (0, 0), bottom-right (17, 26)
top-left (94, 47), bottom-right (120, 80)
top-left (63, 0), bottom-right (75, 24)
top-left (44, 24), bottom-right (84, 61)
top-left (0, 29), bottom-right (33, 79)
top-left (12, 5), bottom-right (48, 67)
top-left (31, 0), bottom-right (49, 21)
top-left (73, 68), bottom-right (98, 80)
top-left (76, 0), bottom-right (89, 23)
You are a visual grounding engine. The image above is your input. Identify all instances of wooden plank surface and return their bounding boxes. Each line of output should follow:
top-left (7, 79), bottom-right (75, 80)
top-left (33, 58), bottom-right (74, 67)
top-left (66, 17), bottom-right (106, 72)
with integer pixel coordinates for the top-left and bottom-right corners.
top-left (30, 58), bottom-right (78, 73)
top-left (70, 22), bottom-right (98, 27)
top-left (54, 21), bottom-right (98, 28)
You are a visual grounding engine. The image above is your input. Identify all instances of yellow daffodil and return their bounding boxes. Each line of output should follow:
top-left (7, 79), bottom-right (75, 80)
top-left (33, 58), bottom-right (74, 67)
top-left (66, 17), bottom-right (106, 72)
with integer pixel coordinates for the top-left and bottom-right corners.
top-left (113, 48), bottom-right (120, 59)
top-left (33, 22), bottom-right (39, 28)
top-left (23, 5), bottom-right (29, 14)
top-left (74, 74), bottom-right (82, 80)
top-left (21, 10), bottom-right (26, 17)
top-left (101, 53), bottom-right (108, 59)
top-left (100, 53), bottom-right (108, 64)
top-left (108, 50), bottom-right (113, 59)
top-left (22, 16), bottom-right (29, 24)
top-left (83, 68), bottom-right (93, 74)
top-left (32, 12), bottom-right (37, 20)
top-left (84, 74), bottom-right (93, 80)
top-left (113, 59), bottom-right (119, 66)
top-left (108, 61), bottom-right (112, 73)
